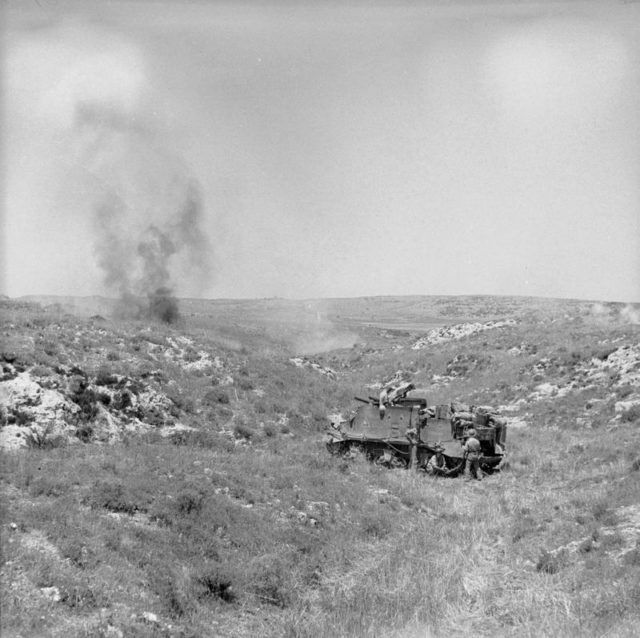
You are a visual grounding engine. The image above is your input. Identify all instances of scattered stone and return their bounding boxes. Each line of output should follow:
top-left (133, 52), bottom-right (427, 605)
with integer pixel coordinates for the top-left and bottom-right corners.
top-left (141, 611), bottom-right (160, 625)
top-left (40, 586), bottom-right (61, 602)
top-left (289, 357), bottom-right (337, 380)
top-left (411, 320), bottom-right (516, 349)
top-left (546, 504), bottom-right (640, 565)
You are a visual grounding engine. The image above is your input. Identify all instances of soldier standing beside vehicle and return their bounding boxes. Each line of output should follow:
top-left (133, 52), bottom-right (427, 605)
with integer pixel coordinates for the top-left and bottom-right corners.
top-left (463, 428), bottom-right (482, 481)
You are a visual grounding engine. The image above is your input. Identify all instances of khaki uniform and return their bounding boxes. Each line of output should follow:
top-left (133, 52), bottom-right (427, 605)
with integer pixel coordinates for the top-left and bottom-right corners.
top-left (425, 453), bottom-right (449, 476)
top-left (463, 436), bottom-right (482, 480)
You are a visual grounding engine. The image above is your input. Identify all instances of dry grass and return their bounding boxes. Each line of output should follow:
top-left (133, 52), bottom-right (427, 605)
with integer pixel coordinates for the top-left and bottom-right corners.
top-left (2, 296), bottom-right (640, 637)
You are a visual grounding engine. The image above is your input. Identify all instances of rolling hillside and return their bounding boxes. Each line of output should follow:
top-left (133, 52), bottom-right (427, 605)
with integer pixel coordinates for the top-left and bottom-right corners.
top-left (1, 295), bottom-right (640, 637)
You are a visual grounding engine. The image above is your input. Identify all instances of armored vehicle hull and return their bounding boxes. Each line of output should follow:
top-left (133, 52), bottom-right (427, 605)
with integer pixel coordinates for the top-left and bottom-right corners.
top-left (326, 396), bottom-right (506, 474)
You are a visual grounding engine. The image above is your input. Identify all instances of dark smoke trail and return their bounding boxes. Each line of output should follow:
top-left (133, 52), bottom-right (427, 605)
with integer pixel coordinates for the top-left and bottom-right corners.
top-left (148, 287), bottom-right (179, 324)
top-left (76, 102), bottom-right (212, 322)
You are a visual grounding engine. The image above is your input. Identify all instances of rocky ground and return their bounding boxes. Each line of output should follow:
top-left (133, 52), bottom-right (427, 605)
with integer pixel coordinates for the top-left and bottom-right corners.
top-left (1, 295), bottom-right (640, 637)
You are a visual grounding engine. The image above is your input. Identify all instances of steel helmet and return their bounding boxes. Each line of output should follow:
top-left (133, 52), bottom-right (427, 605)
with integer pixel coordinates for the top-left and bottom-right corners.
top-left (467, 428), bottom-right (477, 437)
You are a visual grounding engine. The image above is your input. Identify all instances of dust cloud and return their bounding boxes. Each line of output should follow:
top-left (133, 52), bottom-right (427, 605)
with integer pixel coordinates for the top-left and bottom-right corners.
top-left (75, 98), bottom-right (212, 322)
top-left (292, 303), bottom-right (358, 354)
top-left (589, 302), bottom-right (640, 326)
top-left (5, 19), bottom-right (212, 318)
top-left (621, 305), bottom-right (640, 325)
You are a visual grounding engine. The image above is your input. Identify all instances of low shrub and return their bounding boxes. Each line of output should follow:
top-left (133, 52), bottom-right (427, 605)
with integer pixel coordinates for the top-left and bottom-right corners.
top-left (58, 576), bottom-right (101, 610)
top-left (592, 500), bottom-right (618, 526)
top-left (620, 404), bottom-right (640, 423)
top-left (233, 421), bottom-right (256, 441)
top-left (536, 549), bottom-right (566, 574)
top-left (75, 422), bottom-right (94, 443)
top-left (88, 481), bottom-right (141, 515)
top-left (176, 487), bottom-right (207, 515)
top-left (193, 562), bottom-right (235, 603)
top-left (59, 538), bottom-right (98, 570)
top-left (28, 475), bottom-right (69, 497)
top-left (111, 390), bottom-right (132, 411)
top-left (204, 387), bottom-right (230, 405)
top-left (235, 377), bottom-right (254, 391)
top-left (617, 385), bottom-right (634, 399)
top-left (30, 365), bottom-right (52, 377)
top-left (95, 368), bottom-right (119, 386)
top-left (24, 423), bottom-right (65, 450)
top-left (42, 340), bottom-right (59, 357)
top-left (263, 423), bottom-right (277, 437)
top-left (14, 409), bottom-right (34, 427)
top-left (96, 391), bottom-right (111, 406)
top-left (72, 387), bottom-right (99, 421)
top-left (622, 548), bottom-right (640, 566)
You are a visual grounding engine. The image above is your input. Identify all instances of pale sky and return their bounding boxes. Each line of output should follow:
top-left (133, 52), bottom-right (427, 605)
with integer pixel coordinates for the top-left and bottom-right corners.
top-left (2, 1), bottom-right (639, 302)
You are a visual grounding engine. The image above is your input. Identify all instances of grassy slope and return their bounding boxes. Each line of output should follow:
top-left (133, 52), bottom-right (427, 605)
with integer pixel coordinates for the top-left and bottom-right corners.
top-left (1, 296), bottom-right (640, 637)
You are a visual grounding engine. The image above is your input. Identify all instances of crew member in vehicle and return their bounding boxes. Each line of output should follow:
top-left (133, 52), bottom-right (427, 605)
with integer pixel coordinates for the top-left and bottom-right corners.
top-left (378, 381), bottom-right (415, 418)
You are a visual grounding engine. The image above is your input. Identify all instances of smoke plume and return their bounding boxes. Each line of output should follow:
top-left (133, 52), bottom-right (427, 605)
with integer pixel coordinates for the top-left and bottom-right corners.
top-left (75, 97), bottom-right (212, 322)
top-left (589, 302), bottom-right (640, 326)
top-left (621, 304), bottom-right (640, 325)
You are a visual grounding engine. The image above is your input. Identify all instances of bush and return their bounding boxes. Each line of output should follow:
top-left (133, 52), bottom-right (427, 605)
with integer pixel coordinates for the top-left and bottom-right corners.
top-left (183, 348), bottom-right (200, 363)
top-left (150, 564), bottom-right (195, 617)
top-left (592, 500), bottom-right (618, 526)
top-left (75, 422), bottom-right (94, 443)
top-left (233, 421), bottom-right (256, 441)
top-left (58, 576), bottom-right (101, 610)
top-left (193, 562), bottom-right (235, 603)
top-left (204, 388), bottom-right (230, 405)
top-left (176, 487), bottom-right (206, 515)
top-left (617, 385), bottom-right (634, 399)
top-left (620, 405), bottom-right (640, 423)
top-left (30, 365), bottom-right (52, 377)
top-left (96, 391), bottom-right (111, 406)
top-left (60, 538), bottom-right (97, 570)
top-left (95, 368), bottom-right (119, 386)
top-left (72, 387), bottom-right (99, 421)
top-left (112, 390), bottom-right (132, 411)
top-left (14, 409), bottom-right (34, 427)
top-left (24, 423), bottom-right (65, 450)
top-left (263, 423), bottom-right (277, 437)
top-left (88, 481), bottom-right (141, 515)
top-left (169, 429), bottom-right (232, 451)
top-left (536, 549), bottom-right (566, 574)
top-left (236, 377), bottom-right (254, 391)
top-left (28, 475), bottom-right (69, 497)
top-left (42, 340), bottom-right (59, 357)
